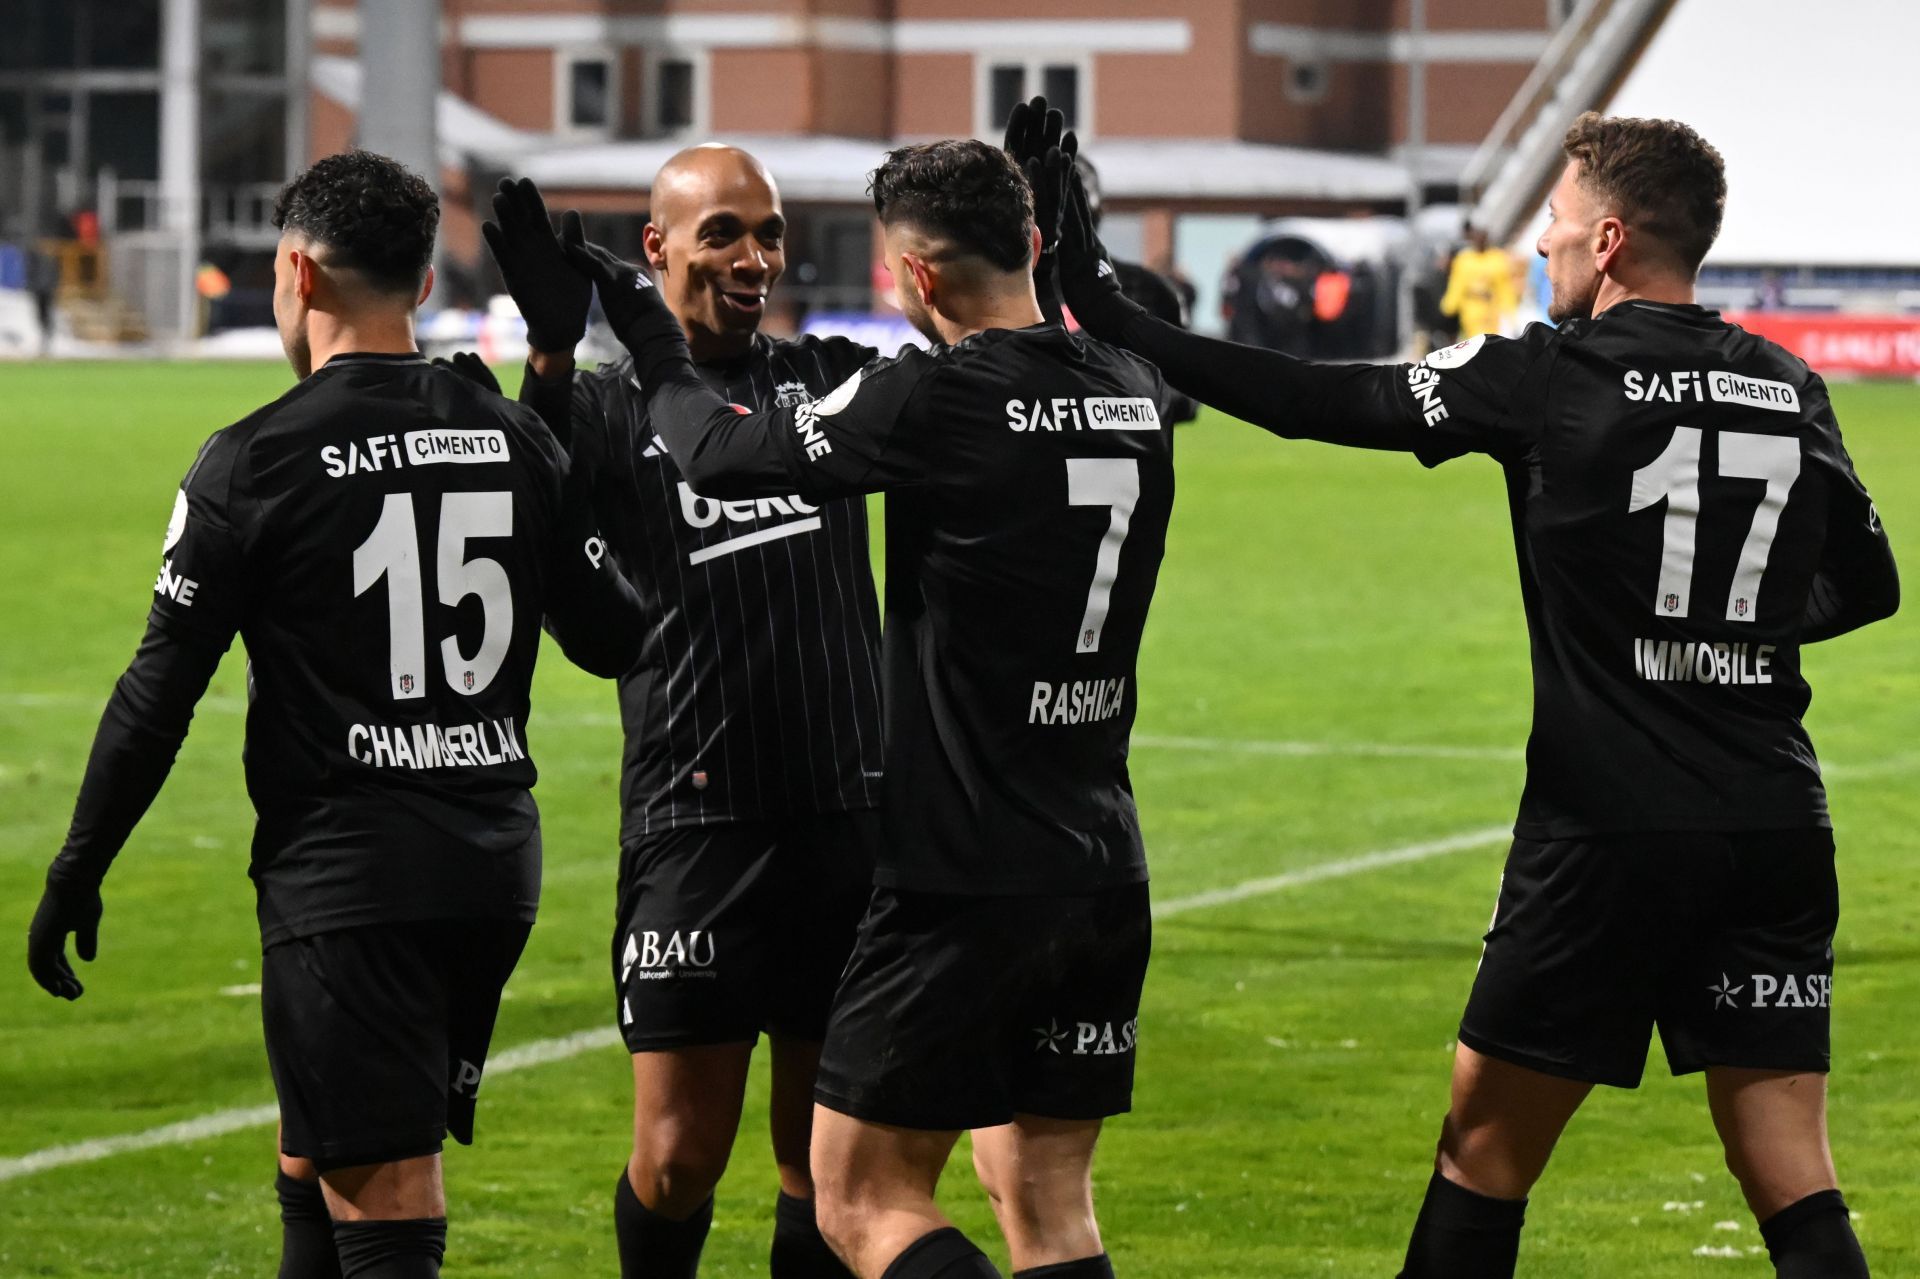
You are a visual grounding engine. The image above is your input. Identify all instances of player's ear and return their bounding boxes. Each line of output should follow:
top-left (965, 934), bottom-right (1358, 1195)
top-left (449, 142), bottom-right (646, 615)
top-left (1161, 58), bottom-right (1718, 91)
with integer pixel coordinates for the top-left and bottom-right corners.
top-left (1028, 223), bottom-right (1043, 272)
top-left (902, 252), bottom-right (936, 310)
top-left (416, 264), bottom-right (435, 308)
top-left (642, 222), bottom-right (668, 274)
top-left (291, 249), bottom-right (319, 306)
top-left (1594, 215), bottom-right (1627, 276)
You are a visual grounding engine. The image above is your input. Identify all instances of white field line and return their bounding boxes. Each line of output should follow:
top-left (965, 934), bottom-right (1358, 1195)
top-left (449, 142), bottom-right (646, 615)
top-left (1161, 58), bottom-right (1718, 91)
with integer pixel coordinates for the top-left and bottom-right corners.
top-left (6, 694), bottom-right (1912, 779)
top-left (0, 831), bottom-right (1505, 1184)
top-left (0, 1027), bottom-right (622, 1184)
top-left (1133, 733), bottom-right (1523, 762)
top-left (1153, 827), bottom-right (1511, 918)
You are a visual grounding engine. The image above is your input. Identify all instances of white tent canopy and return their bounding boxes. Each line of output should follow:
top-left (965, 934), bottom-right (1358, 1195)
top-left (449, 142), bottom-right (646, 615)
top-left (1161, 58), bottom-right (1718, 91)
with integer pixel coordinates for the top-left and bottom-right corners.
top-left (1607, 0), bottom-right (1919, 267)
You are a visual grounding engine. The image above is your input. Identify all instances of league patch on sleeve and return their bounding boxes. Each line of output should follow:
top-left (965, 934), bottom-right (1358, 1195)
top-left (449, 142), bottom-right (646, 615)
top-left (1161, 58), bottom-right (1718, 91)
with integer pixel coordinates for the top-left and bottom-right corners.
top-left (163, 488), bottom-right (189, 553)
top-left (1423, 333), bottom-right (1486, 370)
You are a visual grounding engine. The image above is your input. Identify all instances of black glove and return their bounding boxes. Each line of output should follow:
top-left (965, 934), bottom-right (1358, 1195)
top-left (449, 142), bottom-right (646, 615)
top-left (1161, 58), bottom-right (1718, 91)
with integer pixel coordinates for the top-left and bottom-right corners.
top-left (1003, 97), bottom-right (1073, 261)
top-left (28, 879), bottom-right (103, 1000)
top-left (558, 226), bottom-right (687, 371)
top-left (482, 178), bottom-right (592, 355)
top-left (1057, 165), bottom-right (1143, 341)
top-left (432, 351), bottom-right (501, 395)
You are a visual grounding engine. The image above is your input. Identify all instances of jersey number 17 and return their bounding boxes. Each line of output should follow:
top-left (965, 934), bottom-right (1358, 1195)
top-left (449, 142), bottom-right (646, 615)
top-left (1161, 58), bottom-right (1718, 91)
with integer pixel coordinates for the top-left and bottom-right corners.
top-left (1629, 425), bottom-right (1800, 622)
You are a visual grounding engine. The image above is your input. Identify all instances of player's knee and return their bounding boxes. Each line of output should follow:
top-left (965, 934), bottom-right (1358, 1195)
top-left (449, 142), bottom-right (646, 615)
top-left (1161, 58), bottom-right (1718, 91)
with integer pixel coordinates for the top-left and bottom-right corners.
top-left (629, 1139), bottom-right (729, 1217)
top-left (810, 1175), bottom-right (866, 1262)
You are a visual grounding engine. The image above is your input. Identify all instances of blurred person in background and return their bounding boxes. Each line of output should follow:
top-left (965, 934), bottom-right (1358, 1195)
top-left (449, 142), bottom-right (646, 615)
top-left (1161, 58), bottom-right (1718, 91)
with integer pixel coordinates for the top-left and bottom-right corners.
top-left (1440, 222), bottom-right (1519, 341)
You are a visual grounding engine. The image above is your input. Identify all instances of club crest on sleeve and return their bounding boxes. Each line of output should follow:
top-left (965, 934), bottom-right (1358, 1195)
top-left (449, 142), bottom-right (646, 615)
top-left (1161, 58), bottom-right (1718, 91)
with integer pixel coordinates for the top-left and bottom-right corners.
top-left (773, 380), bottom-right (814, 410)
top-left (811, 369), bottom-right (864, 418)
top-left (163, 489), bottom-right (189, 553)
top-left (1423, 333), bottom-right (1486, 370)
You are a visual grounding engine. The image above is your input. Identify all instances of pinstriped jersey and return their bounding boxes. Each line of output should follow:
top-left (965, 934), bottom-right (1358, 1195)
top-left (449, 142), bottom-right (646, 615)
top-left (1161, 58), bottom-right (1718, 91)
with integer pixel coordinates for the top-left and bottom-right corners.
top-left (567, 334), bottom-right (885, 840)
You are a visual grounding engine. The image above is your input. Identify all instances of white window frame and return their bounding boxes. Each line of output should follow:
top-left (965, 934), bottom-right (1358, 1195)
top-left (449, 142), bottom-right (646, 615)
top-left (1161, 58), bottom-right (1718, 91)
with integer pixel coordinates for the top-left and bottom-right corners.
top-left (643, 47), bottom-right (710, 140)
top-left (973, 52), bottom-right (1094, 142)
top-left (554, 48), bottom-right (619, 137)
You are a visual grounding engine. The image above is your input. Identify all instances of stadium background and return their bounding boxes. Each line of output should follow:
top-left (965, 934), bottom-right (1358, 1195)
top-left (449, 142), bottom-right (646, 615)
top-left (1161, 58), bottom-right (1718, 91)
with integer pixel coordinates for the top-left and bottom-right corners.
top-left (2, 1), bottom-right (1915, 1274)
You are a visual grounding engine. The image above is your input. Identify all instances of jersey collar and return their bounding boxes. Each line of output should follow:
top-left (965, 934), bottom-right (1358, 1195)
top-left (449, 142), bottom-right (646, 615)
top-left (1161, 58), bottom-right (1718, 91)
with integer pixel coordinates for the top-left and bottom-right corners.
top-left (321, 351), bottom-right (430, 369)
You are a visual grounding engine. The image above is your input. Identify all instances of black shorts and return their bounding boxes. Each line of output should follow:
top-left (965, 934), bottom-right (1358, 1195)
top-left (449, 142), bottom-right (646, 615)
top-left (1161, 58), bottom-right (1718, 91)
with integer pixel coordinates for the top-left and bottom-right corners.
top-left (613, 811), bottom-right (877, 1052)
top-left (815, 881), bottom-right (1152, 1131)
top-left (1461, 829), bottom-right (1837, 1089)
top-left (263, 918), bottom-right (530, 1171)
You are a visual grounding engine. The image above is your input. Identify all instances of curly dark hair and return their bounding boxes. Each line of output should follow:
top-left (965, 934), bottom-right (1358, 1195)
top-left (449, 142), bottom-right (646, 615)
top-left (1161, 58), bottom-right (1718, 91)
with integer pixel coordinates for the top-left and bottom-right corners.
top-left (272, 150), bottom-right (439, 293)
top-left (869, 139), bottom-right (1033, 274)
top-left (1562, 112), bottom-right (1725, 275)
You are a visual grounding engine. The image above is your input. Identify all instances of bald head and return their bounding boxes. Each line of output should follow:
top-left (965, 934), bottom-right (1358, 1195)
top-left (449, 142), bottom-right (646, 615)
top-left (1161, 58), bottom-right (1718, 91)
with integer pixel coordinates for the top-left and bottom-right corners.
top-left (642, 143), bottom-right (787, 359)
top-left (650, 144), bottom-right (780, 232)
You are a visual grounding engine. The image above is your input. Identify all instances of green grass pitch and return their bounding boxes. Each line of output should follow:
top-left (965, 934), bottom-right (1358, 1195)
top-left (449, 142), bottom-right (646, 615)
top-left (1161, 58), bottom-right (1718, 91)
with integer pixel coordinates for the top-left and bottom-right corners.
top-left (1, 362), bottom-right (1914, 1276)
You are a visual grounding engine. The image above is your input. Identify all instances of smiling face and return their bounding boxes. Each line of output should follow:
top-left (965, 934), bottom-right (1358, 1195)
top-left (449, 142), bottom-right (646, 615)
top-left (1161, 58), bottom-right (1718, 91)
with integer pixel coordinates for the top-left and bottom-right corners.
top-left (644, 147), bottom-right (785, 356)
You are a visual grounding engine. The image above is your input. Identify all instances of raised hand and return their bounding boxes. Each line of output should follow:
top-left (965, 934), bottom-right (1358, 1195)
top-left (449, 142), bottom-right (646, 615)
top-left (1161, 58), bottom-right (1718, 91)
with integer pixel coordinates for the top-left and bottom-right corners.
top-left (432, 351), bottom-right (501, 395)
top-left (1002, 94), bottom-right (1065, 168)
top-left (1056, 162), bottom-right (1139, 340)
top-left (27, 880), bottom-right (102, 1000)
top-left (557, 222), bottom-right (685, 361)
top-left (482, 177), bottom-right (593, 355)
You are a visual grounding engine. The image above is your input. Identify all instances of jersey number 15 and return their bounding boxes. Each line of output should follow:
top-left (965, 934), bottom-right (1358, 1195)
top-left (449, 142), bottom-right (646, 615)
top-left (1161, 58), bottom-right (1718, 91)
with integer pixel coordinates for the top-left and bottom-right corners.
top-left (353, 491), bottom-right (515, 700)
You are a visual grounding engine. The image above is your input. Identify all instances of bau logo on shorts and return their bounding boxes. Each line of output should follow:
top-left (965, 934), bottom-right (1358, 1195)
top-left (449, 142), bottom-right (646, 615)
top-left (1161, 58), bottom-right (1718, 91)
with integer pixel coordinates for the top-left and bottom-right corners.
top-left (1032, 1016), bottom-right (1139, 1057)
top-left (1709, 971), bottom-right (1831, 1010)
top-left (621, 929), bottom-right (719, 983)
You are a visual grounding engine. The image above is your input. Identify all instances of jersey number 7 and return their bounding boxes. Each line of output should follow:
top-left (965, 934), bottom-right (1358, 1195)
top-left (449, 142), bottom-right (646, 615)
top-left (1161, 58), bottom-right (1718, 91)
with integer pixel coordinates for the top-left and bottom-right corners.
top-left (353, 491), bottom-right (515, 699)
top-left (1629, 426), bottom-right (1800, 621)
top-left (1066, 458), bottom-right (1140, 655)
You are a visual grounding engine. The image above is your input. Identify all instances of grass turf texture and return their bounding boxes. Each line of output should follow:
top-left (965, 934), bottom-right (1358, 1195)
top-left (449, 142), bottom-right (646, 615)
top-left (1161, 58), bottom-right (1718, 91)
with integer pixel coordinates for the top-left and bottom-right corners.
top-left (1, 362), bottom-right (1914, 1276)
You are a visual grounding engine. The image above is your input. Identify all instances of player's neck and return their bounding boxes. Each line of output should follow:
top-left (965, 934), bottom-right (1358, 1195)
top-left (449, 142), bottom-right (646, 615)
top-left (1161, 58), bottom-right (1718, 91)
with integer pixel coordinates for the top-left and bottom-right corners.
top-left (681, 317), bottom-right (754, 366)
top-left (305, 312), bottom-right (420, 370)
top-left (929, 290), bottom-right (1046, 346)
top-left (1591, 271), bottom-right (1695, 318)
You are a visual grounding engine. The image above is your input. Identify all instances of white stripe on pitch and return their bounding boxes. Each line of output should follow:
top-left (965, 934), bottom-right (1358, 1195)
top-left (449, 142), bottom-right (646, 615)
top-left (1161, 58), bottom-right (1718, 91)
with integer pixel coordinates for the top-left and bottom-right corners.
top-left (1154, 827), bottom-right (1511, 918)
top-left (0, 1027), bottom-right (623, 1184)
top-left (1132, 733), bottom-right (1524, 762)
top-left (0, 830), bottom-right (1506, 1182)
top-left (36, 816), bottom-right (1911, 1181)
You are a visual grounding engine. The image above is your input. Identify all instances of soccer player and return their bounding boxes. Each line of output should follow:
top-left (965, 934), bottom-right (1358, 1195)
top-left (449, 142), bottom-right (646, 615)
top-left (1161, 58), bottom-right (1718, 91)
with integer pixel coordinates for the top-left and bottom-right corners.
top-left (483, 149), bottom-right (883, 1279)
top-left (1439, 223), bottom-right (1519, 341)
top-left (560, 138), bottom-right (1176, 1279)
top-left (25, 150), bottom-right (645, 1279)
top-left (1038, 112), bottom-right (1898, 1278)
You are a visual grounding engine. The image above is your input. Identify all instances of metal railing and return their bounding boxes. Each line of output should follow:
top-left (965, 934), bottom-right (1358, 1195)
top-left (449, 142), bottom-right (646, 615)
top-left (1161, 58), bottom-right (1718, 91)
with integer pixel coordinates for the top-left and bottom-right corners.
top-left (1460, 0), bottom-right (1679, 244)
top-left (97, 173), bottom-right (286, 246)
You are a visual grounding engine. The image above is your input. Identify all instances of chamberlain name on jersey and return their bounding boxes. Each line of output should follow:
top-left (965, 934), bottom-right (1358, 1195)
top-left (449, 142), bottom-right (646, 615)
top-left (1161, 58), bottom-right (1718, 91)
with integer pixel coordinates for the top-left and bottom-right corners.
top-left (151, 352), bottom-right (641, 944)
top-left (641, 323), bottom-right (1178, 896)
top-left (1362, 307), bottom-right (1894, 837)
top-left (553, 333), bottom-right (885, 842)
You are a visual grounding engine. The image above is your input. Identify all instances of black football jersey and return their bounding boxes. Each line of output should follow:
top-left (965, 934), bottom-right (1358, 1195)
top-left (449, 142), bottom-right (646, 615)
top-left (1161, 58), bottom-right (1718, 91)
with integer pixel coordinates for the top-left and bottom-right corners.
top-left (1374, 303), bottom-right (1892, 836)
top-left (556, 333), bottom-right (886, 842)
top-left (154, 352), bottom-right (642, 944)
top-left (644, 323), bottom-right (1178, 895)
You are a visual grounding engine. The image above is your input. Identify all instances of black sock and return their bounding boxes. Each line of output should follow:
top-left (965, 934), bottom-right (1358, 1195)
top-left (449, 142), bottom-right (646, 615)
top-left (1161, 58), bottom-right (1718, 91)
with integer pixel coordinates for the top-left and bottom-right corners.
top-left (614, 1169), bottom-right (714, 1279)
top-left (1015, 1255), bottom-right (1114, 1278)
top-left (1398, 1171), bottom-right (1527, 1279)
top-left (1760, 1190), bottom-right (1869, 1279)
top-left (880, 1227), bottom-right (1000, 1279)
top-left (275, 1171), bottom-right (342, 1279)
top-left (329, 1218), bottom-right (446, 1279)
top-left (771, 1191), bottom-right (853, 1278)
